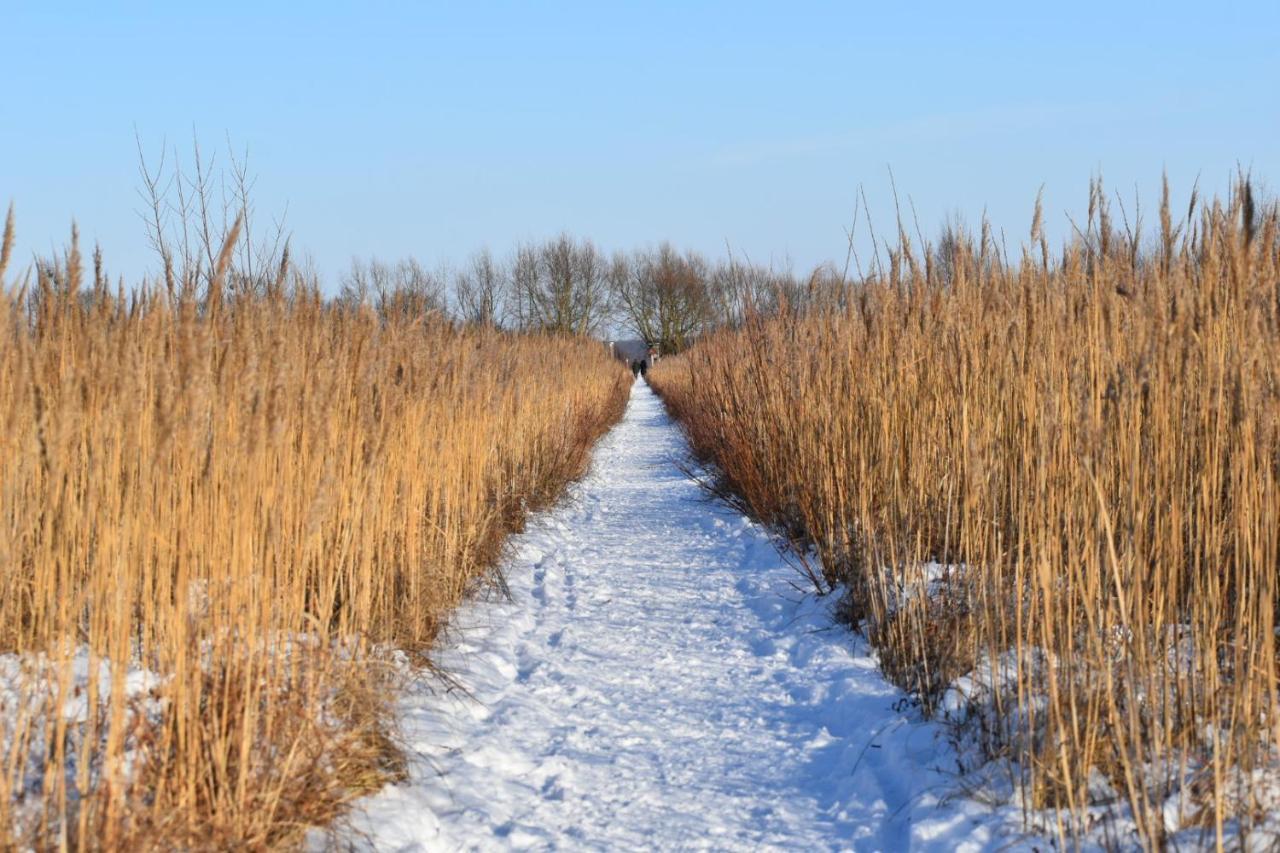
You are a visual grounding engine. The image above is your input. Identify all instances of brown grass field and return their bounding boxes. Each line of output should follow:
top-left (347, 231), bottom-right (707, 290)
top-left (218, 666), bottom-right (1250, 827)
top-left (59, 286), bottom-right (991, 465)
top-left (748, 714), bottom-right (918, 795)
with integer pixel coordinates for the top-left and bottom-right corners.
top-left (650, 180), bottom-right (1280, 847)
top-left (0, 211), bottom-right (630, 849)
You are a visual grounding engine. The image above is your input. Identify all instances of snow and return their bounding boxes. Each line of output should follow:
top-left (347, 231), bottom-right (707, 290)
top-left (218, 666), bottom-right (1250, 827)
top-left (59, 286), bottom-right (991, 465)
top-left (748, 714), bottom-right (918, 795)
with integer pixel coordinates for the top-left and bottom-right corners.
top-left (0, 649), bottom-right (167, 840)
top-left (327, 380), bottom-right (1040, 851)
top-left (940, 644), bottom-right (1280, 850)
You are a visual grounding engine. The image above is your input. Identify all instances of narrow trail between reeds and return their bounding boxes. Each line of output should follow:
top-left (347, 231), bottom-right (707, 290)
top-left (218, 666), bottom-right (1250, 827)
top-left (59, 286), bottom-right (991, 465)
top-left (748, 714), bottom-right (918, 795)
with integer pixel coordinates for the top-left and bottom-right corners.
top-left (334, 381), bottom-right (1026, 852)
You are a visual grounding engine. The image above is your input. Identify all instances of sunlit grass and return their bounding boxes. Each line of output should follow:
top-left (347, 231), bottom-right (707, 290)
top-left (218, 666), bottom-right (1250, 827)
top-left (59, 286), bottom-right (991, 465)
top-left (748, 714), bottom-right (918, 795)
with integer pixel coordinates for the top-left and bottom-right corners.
top-left (651, 179), bottom-right (1280, 846)
top-left (0, 213), bottom-right (630, 847)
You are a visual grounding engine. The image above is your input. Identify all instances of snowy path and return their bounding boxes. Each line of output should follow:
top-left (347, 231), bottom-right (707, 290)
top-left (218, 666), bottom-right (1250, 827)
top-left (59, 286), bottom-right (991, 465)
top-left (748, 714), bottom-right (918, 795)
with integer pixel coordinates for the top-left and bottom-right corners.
top-left (333, 381), bottom-right (1031, 851)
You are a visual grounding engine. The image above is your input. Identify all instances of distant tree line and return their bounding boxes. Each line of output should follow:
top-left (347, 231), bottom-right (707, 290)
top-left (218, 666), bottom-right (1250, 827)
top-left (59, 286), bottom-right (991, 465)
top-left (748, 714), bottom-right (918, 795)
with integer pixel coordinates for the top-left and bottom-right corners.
top-left (102, 138), bottom-right (1269, 359)
top-left (116, 137), bottom-right (845, 353)
top-left (39, 137), bottom-right (912, 354)
top-left (332, 234), bottom-right (859, 356)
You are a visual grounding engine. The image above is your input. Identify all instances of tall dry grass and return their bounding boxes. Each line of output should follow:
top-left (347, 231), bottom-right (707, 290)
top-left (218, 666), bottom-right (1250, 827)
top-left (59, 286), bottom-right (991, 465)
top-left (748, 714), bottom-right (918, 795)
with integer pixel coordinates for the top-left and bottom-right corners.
top-left (0, 213), bottom-right (630, 849)
top-left (651, 180), bottom-right (1280, 846)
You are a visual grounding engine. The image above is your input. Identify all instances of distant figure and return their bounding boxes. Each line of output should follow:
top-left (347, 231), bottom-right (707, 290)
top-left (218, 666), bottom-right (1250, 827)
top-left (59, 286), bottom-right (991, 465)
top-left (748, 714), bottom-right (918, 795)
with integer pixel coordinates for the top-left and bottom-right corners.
top-left (638, 358), bottom-right (648, 378)
top-left (630, 360), bottom-right (641, 378)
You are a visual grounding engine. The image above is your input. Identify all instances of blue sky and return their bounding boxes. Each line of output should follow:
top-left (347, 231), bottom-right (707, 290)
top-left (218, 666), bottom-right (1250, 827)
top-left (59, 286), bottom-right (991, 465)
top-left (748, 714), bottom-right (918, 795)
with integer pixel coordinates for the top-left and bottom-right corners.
top-left (3, 1), bottom-right (1277, 289)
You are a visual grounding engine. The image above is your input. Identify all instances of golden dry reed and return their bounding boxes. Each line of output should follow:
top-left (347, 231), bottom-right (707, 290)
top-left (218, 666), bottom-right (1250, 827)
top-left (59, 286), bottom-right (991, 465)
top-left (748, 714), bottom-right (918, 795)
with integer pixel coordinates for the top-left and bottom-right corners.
top-left (651, 180), bottom-right (1280, 847)
top-left (0, 213), bottom-right (630, 849)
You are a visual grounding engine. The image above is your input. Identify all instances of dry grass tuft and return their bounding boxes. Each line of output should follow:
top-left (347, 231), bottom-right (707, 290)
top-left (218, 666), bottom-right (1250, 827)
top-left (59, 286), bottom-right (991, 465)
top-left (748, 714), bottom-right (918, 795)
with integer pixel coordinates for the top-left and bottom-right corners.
top-left (0, 213), bottom-right (629, 848)
top-left (651, 180), bottom-right (1280, 846)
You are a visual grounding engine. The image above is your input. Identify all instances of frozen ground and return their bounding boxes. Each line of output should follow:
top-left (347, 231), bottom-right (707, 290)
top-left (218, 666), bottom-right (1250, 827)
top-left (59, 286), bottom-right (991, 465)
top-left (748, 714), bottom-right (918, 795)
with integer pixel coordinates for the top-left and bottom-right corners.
top-left (330, 381), bottom-right (1039, 851)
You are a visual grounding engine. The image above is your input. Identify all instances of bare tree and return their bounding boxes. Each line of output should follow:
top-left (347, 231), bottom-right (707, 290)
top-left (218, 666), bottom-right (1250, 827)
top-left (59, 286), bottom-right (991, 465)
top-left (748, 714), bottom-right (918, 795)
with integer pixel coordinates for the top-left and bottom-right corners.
top-left (339, 257), bottom-right (446, 321)
top-left (707, 255), bottom-right (797, 327)
top-left (511, 235), bottom-right (611, 335)
top-left (134, 132), bottom-right (290, 304)
top-left (507, 243), bottom-right (539, 330)
top-left (453, 247), bottom-right (505, 327)
top-left (613, 244), bottom-right (713, 354)
top-left (225, 140), bottom-right (289, 298)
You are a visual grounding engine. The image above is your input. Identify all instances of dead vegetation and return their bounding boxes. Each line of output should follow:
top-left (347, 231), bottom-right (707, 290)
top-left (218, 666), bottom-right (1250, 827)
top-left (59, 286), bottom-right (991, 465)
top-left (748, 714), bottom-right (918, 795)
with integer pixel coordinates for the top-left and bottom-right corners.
top-left (0, 206), bottom-right (630, 848)
top-left (650, 178), bottom-right (1280, 847)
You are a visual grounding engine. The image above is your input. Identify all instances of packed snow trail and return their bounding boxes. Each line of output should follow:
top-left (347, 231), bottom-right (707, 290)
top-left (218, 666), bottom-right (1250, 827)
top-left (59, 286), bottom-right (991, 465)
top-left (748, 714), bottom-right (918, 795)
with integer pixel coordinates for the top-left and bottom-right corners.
top-left (334, 381), bottom-right (1034, 851)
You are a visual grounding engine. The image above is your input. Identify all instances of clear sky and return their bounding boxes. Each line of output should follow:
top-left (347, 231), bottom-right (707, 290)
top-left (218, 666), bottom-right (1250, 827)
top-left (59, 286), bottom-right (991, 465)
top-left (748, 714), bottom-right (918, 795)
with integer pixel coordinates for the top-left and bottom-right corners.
top-left (3, 1), bottom-right (1278, 290)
